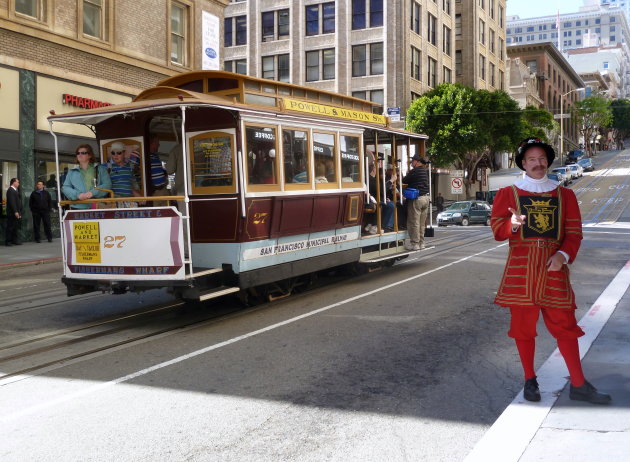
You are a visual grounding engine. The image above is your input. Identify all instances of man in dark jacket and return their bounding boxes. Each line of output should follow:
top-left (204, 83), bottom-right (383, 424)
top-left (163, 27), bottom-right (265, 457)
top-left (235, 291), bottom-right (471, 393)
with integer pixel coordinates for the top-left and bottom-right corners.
top-left (29, 180), bottom-right (53, 243)
top-left (5, 178), bottom-right (23, 246)
top-left (402, 154), bottom-right (430, 250)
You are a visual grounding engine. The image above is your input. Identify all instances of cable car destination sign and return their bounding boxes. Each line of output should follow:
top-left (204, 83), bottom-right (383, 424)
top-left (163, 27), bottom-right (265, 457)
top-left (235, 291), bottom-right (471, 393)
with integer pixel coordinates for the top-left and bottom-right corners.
top-left (282, 97), bottom-right (387, 125)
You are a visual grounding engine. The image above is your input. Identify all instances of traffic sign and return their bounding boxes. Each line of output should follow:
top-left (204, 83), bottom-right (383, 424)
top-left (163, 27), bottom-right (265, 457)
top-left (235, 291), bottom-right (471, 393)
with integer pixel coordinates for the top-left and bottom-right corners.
top-left (451, 177), bottom-right (463, 194)
top-left (450, 170), bottom-right (464, 177)
top-left (387, 106), bottom-right (400, 122)
top-left (554, 114), bottom-right (571, 119)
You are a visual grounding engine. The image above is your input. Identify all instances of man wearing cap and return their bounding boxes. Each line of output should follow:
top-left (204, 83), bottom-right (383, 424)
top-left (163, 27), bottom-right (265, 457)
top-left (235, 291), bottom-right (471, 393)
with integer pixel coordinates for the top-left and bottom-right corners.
top-left (402, 154), bottom-right (430, 250)
top-left (490, 138), bottom-right (611, 405)
top-left (108, 141), bottom-right (141, 205)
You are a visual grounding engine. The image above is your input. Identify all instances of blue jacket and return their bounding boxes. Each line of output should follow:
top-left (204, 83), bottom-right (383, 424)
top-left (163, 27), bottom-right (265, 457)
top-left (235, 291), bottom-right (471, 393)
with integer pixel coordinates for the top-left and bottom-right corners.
top-left (62, 164), bottom-right (112, 209)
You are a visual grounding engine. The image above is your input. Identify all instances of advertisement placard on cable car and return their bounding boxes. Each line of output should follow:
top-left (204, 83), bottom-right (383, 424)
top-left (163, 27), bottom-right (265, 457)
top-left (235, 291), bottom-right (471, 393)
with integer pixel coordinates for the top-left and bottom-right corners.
top-left (63, 207), bottom-right (184, 280)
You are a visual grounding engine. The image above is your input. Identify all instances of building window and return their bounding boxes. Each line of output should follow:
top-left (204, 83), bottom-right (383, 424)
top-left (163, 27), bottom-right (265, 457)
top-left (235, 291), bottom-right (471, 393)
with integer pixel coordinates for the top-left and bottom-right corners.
top-left (576, 20), bottom-right (581, 26)
top-left (603, 61), bottom-right (609, 69)
top-left (428, 57), bottom-right (437, 87)
top-left (307, 2), bottom-right (335, 36)
top-left (499, 37), bottom-right (504, 60)
top-left (443, 0), bottom-right (451, 15)
top-left (610, 35), bottom-right (616, 42)
top-left (499, 5), bottom-right (503, 28)
top-left (490, 62), bottom-right (495, 86)
top-left (370, 0), bottom-right (383, 27)
top-left (479, 19), bottom-right (485, 44)
top-left (262, 54), bottom-right (290, 82)
top-left (479, 0), bottom-right (485, 9)
top-left (443, 25), bottom-right (452, 55)
top-left (489, 0), bottom-right (494, 18)
top-left (455, 13), bottom-right (461, 37)
top-left (262, 9), bottom-right (290, 41)
top-left (428, 13), bottom-right (437, 45)
top-left (171, 2), bottom-right (188, 66)
top-left (595, 18), bottom-right (601, 24)
top-left (15, 0), bottom-right (46, 20)
top-left (369, 89), bottom-right (383, 115)
top-left (610, 26), bottom-right (616, 32)
top-left (526, 60), bottom-right (537, 73)
top-left (411, 46), bottom-right (421, 80)
top-left (82, 0), bottom-right (105, 39)
top-left (479, 54), bottom-right (485, 81)
top-left (563, 21), bottom-right (572, 28)
top-left (411, 91), bottom-right (421, 101)
top-left (489, 28), bottom-right (495, 53)
top-left (224, 59), bottom-right (247, 75)
top-left (499, 69), bottom-right (504, 90)
top-left (306, 48), bottom-right (335, 81)
top-left (443, 66), bottom-right (451, 83)
top-left (370, 42), bottom-right (383, 74)
top-left (455, 50), bottom-right (462, 76)
top-left (611, 16), bottom-right (616, 22)
top-left (411, 2), bottom-right (421, 34)
top-left (352, 0), bottom-right (366, 29)
top-left (352, 45), bottom-right (366, 76)
top-left (225, 15), bottom-right (247, 46)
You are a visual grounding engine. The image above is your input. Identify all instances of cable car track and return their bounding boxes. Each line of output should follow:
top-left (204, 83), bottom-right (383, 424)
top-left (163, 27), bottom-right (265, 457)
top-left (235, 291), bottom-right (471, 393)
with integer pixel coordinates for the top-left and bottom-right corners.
top-left (0, 228), bottom-right (495, 385)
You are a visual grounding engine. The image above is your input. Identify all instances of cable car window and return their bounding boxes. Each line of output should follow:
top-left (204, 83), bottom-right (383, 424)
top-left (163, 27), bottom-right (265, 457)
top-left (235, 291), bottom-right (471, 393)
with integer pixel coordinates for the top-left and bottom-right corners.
top-left (246, 125), bottom-right (278, 187)
top-left (282, 128), bottom-right (311, 188)
top-left (313, 131), bottom-right (337, 187)
top-left (340, 133), bottom-right (362, 186)
top-left (188, 131), bottom-right (236, 194)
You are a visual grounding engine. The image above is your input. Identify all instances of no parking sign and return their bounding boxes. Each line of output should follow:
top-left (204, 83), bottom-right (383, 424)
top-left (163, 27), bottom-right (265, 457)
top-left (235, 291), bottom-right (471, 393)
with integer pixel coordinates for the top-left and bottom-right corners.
top-left (451, 177), bottom-right (463, 194)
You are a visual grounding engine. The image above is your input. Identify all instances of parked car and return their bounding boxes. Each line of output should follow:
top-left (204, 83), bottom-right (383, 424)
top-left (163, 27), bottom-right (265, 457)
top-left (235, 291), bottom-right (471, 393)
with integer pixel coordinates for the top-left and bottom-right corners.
top-left (437, 200), bottom-right (492, 227)
top-left (566, 163), bottom-right (583, 178)
top-left (566, 149), bottom-right (586, 164)
top-left (547, 173), bottom-right (562, 183)
top-left (551, 167), bottom-right (572, 185)
top-left (578, 158), bottom-right (595, 172)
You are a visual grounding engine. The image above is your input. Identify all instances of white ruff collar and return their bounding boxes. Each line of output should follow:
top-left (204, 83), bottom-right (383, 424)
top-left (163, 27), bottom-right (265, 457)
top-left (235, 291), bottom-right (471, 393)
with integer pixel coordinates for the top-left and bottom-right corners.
top-left (513, 174), bottom-right (558, 193)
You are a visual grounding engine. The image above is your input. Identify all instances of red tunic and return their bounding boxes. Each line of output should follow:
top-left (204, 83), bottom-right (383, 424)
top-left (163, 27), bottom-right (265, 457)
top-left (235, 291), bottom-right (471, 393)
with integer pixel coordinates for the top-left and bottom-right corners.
top-left (491, 185), bottom-right (583, 310)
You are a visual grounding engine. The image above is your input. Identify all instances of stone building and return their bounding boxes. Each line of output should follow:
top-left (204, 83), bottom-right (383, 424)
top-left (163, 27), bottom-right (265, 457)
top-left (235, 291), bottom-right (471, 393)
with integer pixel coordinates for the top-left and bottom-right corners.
top-left (224, 0), bottom-right (507, 123)
top-left (0, 0), bottom-right (228, 241)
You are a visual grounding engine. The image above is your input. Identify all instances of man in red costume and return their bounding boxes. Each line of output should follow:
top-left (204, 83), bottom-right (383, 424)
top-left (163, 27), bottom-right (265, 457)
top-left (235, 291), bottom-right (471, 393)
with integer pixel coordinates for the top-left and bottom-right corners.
top-left (491, 138), bottom-right (611, 404)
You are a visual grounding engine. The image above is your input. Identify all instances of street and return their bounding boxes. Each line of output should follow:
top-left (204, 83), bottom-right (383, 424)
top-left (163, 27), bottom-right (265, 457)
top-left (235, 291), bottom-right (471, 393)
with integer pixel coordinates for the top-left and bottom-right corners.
top-left (0, 150), bottom-right (629, 461)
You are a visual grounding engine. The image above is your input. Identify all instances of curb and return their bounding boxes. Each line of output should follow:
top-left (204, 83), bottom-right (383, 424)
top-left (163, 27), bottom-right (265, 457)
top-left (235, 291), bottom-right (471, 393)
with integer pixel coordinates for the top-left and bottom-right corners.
top-left (0, 256), bottom-right (62, 269)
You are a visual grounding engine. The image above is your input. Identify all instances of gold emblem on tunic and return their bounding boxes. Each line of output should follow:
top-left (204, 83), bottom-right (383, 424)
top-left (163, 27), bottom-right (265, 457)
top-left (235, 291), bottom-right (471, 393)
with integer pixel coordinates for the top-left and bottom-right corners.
top-left (523, 199), bottom-right (556, 234)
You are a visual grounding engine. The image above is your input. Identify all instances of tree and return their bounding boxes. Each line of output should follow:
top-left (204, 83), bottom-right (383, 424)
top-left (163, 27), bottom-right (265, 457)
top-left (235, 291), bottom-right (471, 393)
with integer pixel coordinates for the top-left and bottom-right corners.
top-left (610, 98), bottom-right (630, 147)
top-left (406, 84), bottom-right (483, 197)
top-left (572, 94), bottom-right (612, 155)
top-left (520, 106), bottom-right (556, 167)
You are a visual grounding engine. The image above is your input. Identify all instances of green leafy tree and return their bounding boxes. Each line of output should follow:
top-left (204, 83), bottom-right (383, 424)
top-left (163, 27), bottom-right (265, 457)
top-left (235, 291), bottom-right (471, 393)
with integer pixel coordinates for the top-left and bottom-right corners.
top-left (572, 94), bottom-right (612, 155)
top-left (610, 98), bottom-right (630, 146)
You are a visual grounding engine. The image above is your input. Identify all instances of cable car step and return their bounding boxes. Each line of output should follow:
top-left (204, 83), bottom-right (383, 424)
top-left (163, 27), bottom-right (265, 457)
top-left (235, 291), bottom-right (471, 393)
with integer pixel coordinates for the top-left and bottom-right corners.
top-left (188, 267), bottom-right (223, 278)
top-left (198, 286), bottom-right (241, 302)
top-left (361, 247), bottom-right (433, 263)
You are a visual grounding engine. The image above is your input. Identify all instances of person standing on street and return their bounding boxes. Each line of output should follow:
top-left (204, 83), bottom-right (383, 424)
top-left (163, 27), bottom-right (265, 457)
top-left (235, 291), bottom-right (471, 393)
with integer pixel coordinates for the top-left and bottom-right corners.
top-left (5, 178), bottom-right (23, 246)
top-left (491, 138), bottom-right (611, 404)
top-left (436, 192), bottom-right (445, 213)
top-left (29, 180), bottom-right (53, 243)
top-left (402, 154), bottom-right (430, 250)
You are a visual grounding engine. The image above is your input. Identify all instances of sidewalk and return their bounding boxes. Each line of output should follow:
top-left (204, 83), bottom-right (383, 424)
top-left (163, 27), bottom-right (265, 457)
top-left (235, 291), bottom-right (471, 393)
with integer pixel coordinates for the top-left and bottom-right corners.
top-left (0, 239), bottom-right (62, 268)
top-left (466, 260), bottom-right (630, 462)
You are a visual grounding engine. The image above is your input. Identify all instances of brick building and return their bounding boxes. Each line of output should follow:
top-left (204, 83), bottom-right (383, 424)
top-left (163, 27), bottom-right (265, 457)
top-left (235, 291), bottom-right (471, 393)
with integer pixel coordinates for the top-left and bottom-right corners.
top-left (507, 42), bottom-right (585, 154)
top-left (0, 0), bottom-right (228, 241)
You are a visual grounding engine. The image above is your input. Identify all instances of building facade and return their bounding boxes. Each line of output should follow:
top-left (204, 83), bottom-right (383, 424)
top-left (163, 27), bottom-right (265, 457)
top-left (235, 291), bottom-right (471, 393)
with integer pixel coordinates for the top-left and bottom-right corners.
top-left (507, 42), bottom-right (585, 154)
top-left (0, 0), bottom-right (228, 241)
top-left (224, 0), bottom-right (507, 124)
top-left (506, 3), bottom-right (630, 95)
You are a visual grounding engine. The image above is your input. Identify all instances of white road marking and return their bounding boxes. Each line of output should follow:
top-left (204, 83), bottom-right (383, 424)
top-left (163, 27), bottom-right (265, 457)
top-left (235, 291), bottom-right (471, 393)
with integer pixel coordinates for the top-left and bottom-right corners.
top-left (0, 242), bottom-right (507, 423)
top-left (464, 259), bottom-right (630, 462)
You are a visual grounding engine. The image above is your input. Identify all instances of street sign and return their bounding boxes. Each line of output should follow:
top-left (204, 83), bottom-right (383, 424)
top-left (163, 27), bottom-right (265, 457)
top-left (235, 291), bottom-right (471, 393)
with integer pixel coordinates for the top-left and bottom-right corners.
top-left (450, 170), bottom-right (464, 177)
top-left (553, 114), bottom-right (571, 119)
top-left (451, 177), bottom-right (463, 194)
top-left (387, 106), bottom-right (400, 122)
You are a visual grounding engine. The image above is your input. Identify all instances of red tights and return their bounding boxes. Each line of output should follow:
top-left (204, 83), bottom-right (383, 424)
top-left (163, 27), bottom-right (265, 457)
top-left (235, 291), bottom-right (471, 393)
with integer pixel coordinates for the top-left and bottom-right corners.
top-left (515, 338), bottom-right (585, 387)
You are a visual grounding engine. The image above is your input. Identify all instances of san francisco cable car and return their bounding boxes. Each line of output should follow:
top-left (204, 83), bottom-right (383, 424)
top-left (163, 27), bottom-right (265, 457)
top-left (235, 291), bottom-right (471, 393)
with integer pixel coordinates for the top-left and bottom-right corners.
top-left (48, 71), bottom-right (429, 302)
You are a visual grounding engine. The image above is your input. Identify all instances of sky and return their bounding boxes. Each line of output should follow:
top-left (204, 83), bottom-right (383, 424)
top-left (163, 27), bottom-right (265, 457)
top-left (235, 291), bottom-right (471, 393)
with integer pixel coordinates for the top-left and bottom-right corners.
top-left (506, 0), bottom-right (586, 20)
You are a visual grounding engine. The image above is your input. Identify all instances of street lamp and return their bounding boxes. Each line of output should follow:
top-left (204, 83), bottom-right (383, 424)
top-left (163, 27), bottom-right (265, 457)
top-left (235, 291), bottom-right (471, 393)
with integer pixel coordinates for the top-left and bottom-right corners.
top-left (560, 87), bottom-right (585, 165)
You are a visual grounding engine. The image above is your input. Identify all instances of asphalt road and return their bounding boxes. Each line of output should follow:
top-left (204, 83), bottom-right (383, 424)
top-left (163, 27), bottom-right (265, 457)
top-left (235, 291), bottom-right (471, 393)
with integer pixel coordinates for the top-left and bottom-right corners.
top-left (1, 150), bottom-right (629, 461)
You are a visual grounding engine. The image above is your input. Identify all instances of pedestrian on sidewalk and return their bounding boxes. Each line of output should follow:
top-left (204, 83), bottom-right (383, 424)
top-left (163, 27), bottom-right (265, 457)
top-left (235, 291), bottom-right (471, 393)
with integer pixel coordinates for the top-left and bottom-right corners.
top-left (5, 178), bottom-right (23, 246)
top-left (29, 180), bottom-right (53, 243)
top-left (490, 138), bottom-right (611, 405)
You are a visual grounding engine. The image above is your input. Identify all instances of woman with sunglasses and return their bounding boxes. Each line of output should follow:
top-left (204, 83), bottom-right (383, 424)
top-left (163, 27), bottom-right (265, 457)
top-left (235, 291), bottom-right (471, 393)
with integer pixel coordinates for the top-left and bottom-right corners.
top-left (62, 144), bottom-right (112, 209)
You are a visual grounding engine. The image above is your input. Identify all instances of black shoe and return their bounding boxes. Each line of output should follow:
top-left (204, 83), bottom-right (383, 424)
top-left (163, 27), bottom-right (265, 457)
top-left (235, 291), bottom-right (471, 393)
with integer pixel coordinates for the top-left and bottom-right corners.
top-left (524, 377), bottom-right (541, 402)
top-left (5, 242), bottom-right (12, 247)
top-left (12, 242), bottom-right (22, 245)
top-left (36, 239), bottom-right (41, 243)
top-left (47, 238), bottom-right (53, 242)
top-left (570, 380), bottom-right (611, 404)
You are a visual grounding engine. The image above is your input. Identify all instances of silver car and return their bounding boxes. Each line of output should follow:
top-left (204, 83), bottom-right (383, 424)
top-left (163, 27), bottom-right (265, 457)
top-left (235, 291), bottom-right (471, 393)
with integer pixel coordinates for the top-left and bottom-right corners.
top-left (566, 163), bottom-right (583, 178)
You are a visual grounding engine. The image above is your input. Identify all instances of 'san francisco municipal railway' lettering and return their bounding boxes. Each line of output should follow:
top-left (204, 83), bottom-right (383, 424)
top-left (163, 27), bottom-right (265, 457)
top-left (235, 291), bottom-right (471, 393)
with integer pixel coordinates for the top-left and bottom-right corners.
top-left (243, 232), bottom-right (358, 260)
